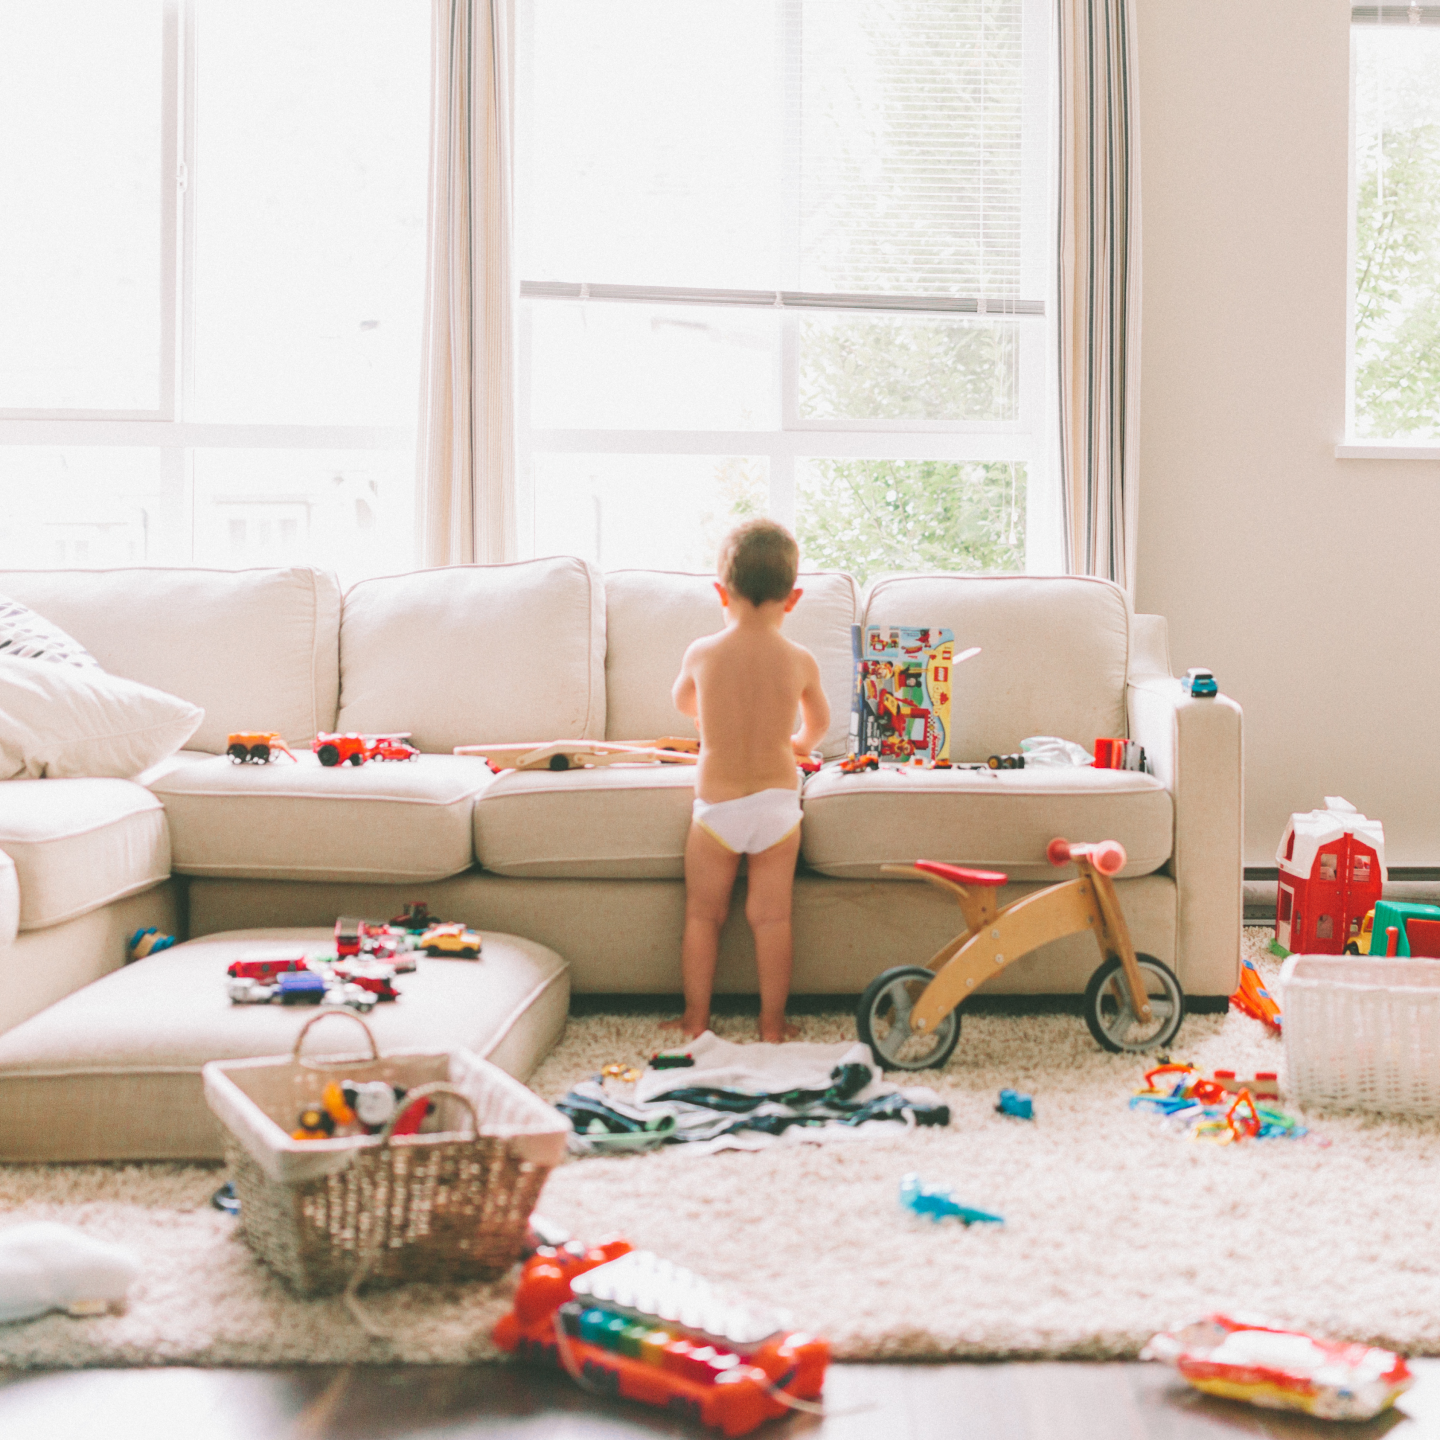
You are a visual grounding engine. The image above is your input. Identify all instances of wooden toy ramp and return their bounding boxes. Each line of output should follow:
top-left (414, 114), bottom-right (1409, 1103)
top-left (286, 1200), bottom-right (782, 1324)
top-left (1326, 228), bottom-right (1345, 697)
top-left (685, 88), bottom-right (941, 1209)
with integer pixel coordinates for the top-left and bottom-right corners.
top-left (453, 738), bottom-right (699, 772)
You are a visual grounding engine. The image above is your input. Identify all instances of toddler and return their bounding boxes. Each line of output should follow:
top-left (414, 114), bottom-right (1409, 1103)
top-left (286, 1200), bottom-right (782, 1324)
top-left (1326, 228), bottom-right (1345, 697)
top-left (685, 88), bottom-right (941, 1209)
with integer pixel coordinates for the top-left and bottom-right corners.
top-left (668, 519), bottom-right (830, 1042)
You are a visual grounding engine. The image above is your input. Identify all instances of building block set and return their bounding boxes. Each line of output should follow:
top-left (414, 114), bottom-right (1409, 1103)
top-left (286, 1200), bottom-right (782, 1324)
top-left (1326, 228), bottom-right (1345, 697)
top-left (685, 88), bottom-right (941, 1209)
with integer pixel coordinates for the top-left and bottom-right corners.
top-left (850, 624), bottom-right (981, 764)
top-left (493, 1240), bottom-right (829, 1437)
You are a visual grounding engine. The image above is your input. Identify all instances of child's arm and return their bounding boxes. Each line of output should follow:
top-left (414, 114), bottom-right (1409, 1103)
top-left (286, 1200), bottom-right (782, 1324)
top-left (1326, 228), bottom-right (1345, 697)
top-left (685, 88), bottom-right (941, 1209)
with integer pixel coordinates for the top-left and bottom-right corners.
top-left (672, 644), bottom-right (699, 720)
top-left (791, 651), bottom-right (830, 756)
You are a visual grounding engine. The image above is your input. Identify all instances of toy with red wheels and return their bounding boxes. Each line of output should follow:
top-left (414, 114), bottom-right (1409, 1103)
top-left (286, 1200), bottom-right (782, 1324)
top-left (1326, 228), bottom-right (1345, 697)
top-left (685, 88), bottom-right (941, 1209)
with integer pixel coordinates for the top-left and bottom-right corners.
top-left (856, 837), bottom-right (1185, 1070)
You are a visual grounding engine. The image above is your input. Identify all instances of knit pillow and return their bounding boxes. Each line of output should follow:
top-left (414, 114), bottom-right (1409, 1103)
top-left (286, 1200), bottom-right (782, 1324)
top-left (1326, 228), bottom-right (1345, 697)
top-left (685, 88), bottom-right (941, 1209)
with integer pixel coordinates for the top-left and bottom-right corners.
top-left (0, 593), bottom-right (98, 667)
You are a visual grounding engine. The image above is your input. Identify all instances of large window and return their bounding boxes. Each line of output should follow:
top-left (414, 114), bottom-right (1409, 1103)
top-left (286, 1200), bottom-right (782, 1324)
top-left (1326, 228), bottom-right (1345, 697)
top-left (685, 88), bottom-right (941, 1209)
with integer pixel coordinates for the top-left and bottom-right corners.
top-left (515, 0), bottom-right (1056, 582)
top-left (0, 1), bottom-right (431, 582)
top-left (1349, 5), bottom-right (1440, 445)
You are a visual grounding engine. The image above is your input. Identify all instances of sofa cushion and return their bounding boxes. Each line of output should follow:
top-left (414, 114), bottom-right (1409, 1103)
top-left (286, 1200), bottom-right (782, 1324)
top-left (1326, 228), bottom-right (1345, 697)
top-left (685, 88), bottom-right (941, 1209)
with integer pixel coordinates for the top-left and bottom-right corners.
top-left (862, 575), bottom-right (1131, 760)
top-left (604, 569), bottom-right (859, 757)
top-left (799, 764), bottom-right (1173, 880)
top-left (0, 779), bottom-right (170, 930)
top-left (0, 567), bottom-right (342, 755)
top-left (0, 851), bottom-right (16, 948)
top-left (337, 559), bottom-right (606, 753)
top-left (148, 754), bottom-right (494, 883)
top-left (0, 927), bottom-right (570, 1161)
top-left (474, 763), bottom-right (696, 878)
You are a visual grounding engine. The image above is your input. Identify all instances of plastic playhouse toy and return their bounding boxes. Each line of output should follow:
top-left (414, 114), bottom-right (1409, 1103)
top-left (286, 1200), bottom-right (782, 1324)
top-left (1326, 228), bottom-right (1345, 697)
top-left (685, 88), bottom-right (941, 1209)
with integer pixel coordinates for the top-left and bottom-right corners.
top-left (226, 731), bottom-right (296, 764)
top-left (1142, 1315), bottom-right (1412, 1420)
top-left (899, 1174), bottom-right (1002, 1226)
top-left (1130, 1064), bottom-right (1305, 1144)
top-left (128, 927), bottom-right (175, 961)
top-left (995, 1088), bottom-right (1033, 1119)
top-left (493, 1239), bottom-right (829, 1437)
top-left (857, 837), bottom-right (1185, 1070)
top-left (313, 731), bottom-right (417, 767)
top-left (1274, 797), bottom-right (1385, 956)
top-left (419, 922), bottom-right (482, 958)
top-left (1345, 899), bottom-right (1440, 957)
top-left (1230, 957), bottom-right (1282, 1031)
top-left (1180, 668), bottom-right (1218, 698)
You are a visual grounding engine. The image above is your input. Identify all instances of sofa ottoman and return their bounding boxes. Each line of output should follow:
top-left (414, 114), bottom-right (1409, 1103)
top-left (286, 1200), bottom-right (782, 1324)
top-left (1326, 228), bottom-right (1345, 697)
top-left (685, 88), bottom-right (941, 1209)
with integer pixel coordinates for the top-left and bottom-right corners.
top-left (0, 927), bottom-right (569, 1162)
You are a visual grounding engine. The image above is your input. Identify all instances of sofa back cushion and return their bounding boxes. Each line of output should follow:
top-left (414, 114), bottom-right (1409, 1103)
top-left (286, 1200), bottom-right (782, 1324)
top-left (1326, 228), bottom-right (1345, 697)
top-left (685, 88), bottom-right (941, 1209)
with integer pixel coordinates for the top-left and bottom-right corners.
top-left (862, 575), bottom-right (1131, 759)
top-left (604, 569), bottom-right (859, 757)
top-left (337, 558), bottom-right (606, 752)
top-left (0, 567), bottom-right (341, 754)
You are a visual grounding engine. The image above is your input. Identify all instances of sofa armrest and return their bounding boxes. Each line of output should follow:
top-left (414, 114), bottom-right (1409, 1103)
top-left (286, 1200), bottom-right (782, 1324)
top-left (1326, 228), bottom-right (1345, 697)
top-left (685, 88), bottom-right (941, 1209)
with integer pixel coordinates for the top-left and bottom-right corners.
top-left (1128, 672), bottom-right (1243, 997)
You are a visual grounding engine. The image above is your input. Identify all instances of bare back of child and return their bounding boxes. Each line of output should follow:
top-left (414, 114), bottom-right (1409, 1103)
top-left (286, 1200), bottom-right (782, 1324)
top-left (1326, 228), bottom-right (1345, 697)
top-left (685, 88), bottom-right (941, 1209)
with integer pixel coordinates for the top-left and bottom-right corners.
top-left (667, 520), bottom-right (830, 1043)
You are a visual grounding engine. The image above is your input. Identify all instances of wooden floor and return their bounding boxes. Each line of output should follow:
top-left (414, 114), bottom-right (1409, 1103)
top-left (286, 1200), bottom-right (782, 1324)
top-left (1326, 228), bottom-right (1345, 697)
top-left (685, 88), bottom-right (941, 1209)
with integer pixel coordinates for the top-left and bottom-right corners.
top-left (1, 1359), bottom-right (1436, 1439)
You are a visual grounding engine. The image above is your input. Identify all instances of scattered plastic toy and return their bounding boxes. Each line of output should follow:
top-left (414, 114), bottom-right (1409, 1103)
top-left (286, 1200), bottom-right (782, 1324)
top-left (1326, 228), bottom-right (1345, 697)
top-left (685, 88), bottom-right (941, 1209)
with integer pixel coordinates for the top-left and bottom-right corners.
top-left (128, 927), bottom-right (175, 961)
top-left (1230, 957), bottom-right (1282, 1031)
top-left (1180, 667), bottom-right (1218, 698)
top-left (313, 731), bottom-right (418, 767)
top-left (291, 1079), bottom-right (433, 1141)
top-left (226, 731), bottom-right (297, 764)
top-left (419, 922), bottom-right (482, 958)
top-left (391, 901), bottom-right (437, 933)
top-left (1142, 1314), bottom-right (1412, 1421)
top-left (1130, 1064), bottom-right (1306, 1144)
top-left (899, 1174), bottom-right (1003, 1226)
top-left (649, 1050), bottom-right (696, 1070)
top-left (995, 1088), bottom-right (1033, 1120)
top-left (987, 753), bottom-right (1025, 770)
top-left (493, 1239), bottom-right (830, 1436)
top-left (601, 1063), bottom-right (643, 1085)
top-left (839, 753), bottom-right (879, 774)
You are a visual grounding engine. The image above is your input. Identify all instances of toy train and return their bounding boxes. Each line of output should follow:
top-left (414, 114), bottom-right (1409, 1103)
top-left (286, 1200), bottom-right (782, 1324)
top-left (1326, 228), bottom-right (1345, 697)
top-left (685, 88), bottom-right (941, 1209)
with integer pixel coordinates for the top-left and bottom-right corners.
top-left (493, 1239), bottom-right (828, 1437)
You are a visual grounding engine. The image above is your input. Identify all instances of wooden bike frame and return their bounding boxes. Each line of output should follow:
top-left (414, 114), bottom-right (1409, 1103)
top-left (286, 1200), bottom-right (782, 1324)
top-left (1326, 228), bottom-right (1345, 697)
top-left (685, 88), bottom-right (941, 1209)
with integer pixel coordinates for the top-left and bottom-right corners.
top-left (891, 842), bottom-right (1153, 1037)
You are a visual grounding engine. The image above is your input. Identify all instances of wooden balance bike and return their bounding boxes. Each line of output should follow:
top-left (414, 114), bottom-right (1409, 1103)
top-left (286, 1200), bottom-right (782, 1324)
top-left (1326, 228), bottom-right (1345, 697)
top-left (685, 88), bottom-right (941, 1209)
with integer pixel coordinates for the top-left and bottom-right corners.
top-left (857, 837), bottom-right (1187, 1070)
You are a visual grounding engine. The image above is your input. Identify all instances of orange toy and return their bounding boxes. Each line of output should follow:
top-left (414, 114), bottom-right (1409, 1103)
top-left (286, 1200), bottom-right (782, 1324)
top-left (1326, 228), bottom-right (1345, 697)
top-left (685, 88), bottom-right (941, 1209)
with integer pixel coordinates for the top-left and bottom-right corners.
top-left (494, 1240), bottom-right (829, 1437)
top-left (1230, 957), bottom-right (1282, 1031)
top-left (226, 731), bottom-right (296, 764)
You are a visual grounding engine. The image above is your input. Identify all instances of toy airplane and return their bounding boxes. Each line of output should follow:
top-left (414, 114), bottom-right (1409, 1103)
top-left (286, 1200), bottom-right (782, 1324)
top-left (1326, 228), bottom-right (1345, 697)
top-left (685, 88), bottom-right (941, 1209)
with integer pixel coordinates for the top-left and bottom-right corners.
top-left (454, 739), bottom-right (699, 772)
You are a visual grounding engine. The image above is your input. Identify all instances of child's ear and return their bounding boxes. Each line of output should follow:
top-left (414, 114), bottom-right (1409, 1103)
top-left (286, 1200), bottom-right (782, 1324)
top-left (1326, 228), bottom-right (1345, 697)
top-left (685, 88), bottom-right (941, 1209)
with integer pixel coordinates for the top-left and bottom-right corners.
top-left (713, 582), bottom-right (730, 607)
top-left (782, 587), bottom-right (803, 613)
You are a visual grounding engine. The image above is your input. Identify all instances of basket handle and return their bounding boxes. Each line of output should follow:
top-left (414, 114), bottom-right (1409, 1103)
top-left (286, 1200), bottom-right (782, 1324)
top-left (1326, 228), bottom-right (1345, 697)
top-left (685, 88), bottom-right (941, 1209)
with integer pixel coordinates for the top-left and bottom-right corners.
top-left (374, 1081), bottom-right (479, 1148)
top-left (292, 1010), bottom-right (381, 1064)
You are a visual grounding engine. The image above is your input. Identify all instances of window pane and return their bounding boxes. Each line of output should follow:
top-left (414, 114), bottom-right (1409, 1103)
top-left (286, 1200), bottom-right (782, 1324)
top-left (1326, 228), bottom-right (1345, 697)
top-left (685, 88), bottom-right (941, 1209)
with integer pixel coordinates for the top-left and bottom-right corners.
top-left (0, 449), bottom-right (163, 566)
top-left (0, 2), bottom-right (163, 410)
top-left (796, 458), bottom-right (1025, 585)
top-left (798, 315), bottom-right (1019, 422)
top-left (530, 454), bottom-right (768, 570)
top-left (189, 1), bottom-right (430, 424)
top-left (1352, 25), bottom-right (1440, 441)
top-left (192, 450), bottom-right (416, 586)
top-left (527, 301), bottom-right (780, 431)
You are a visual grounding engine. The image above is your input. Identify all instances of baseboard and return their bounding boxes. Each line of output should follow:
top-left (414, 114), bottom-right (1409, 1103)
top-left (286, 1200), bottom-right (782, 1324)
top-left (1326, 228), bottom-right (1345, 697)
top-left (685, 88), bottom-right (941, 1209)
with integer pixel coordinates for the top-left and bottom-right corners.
top-left (571, 993), bottom-right (1234, 1018)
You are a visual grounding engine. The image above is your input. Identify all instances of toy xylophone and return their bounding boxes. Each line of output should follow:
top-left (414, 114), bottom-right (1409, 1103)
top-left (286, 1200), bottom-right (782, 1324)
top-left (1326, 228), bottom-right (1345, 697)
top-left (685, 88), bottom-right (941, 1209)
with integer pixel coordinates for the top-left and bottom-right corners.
top-left (493, 1239), bottom-right (829, 1437)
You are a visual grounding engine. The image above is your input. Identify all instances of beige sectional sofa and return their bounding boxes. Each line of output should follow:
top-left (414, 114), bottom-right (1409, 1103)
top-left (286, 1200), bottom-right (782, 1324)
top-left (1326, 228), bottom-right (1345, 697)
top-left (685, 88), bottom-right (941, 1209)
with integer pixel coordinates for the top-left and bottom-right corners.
top-left (0, 559), bottom-right (1243, 1038)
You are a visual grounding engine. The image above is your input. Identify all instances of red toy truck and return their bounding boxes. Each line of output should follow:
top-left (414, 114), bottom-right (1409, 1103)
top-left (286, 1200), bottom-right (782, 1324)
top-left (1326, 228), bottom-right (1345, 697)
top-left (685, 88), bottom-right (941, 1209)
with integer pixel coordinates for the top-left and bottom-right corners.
top-left (226, 954), bottom-right (309, 982)
top-left (313, 732), bottom-right (419, 767)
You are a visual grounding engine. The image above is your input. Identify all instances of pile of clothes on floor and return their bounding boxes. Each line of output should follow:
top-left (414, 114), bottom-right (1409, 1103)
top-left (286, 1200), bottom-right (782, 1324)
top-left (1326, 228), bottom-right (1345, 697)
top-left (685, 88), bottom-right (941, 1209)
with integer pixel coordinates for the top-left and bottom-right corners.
top-left (555, 1031), bottom-right (950, 1156)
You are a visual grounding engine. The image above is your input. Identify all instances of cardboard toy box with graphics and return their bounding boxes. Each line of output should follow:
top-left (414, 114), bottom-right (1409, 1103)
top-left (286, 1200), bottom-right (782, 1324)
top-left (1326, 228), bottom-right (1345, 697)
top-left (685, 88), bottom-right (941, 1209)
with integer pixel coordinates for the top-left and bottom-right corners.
top-left (850, 623), bottom-right (955, 762)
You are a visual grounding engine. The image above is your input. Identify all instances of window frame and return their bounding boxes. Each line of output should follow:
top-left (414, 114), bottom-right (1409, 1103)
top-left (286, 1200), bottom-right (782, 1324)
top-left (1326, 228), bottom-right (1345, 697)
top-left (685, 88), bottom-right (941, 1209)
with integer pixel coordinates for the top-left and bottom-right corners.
top-left (514, 0), bottom-right (1059, 572)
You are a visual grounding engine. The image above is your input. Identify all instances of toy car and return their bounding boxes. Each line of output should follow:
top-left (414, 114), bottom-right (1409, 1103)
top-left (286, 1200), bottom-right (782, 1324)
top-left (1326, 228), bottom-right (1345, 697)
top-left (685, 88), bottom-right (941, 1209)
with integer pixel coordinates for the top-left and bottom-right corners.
top-left (370, 736), bottom-right (419, 762)
top-left (1181, 668), bottom-right (1217, 698)
top-left (839, 753), bottom-right (879, 774)
top-left (227, 977), bottom-right (278, 1005)
top-left (987, 753), bottom-right (1025, 770)
top-left (277, 971), bottom-right (327, 1005)
top-left (227, 731), bottom-right (296, 764)
top-left (419, 922), bottom-right (482, 958)
top-left (391, 902), bottom-right (436, 933)
top-left (343, 970), bottom-right (401, 1002)
top-left (313, 731), bottom-right (417, 766)
top-left (227, 955), bottom-right (309, 982)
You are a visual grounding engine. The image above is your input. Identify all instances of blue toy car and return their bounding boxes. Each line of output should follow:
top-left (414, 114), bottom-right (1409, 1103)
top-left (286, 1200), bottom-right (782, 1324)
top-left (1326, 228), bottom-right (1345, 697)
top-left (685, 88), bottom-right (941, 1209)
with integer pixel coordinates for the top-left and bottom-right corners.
top-left (277, 971), bottom-right (327, 1004)
top-left (1182, 668), bottom-right (1217, 698)
top-left (995, 1088), bottom-right (1034, 1120)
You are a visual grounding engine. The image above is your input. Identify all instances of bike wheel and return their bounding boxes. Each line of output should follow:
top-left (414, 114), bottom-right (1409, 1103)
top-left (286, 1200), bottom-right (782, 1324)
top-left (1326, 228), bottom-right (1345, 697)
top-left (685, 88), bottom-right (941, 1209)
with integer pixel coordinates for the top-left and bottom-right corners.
top-left (1083, 953), bottom-right (1185, 1053)
top-left (856, 965), bottom-right (960, 1072)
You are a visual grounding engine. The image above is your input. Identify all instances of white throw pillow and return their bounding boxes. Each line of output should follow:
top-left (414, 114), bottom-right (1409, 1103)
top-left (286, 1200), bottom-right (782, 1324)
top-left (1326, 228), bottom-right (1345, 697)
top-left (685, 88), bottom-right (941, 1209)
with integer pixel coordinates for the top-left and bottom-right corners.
top-left (0, 656), bottom-right (204, 780)
top-left (0, 592), bottom-right (99, 667)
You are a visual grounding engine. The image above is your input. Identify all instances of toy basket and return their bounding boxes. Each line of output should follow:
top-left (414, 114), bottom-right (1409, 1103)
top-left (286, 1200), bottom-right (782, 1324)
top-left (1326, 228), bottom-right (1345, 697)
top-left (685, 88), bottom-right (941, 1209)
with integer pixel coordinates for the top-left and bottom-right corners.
top-left (202, 1012), bottom-right (570, 1307)
top-left (1280, 954), bottom-right (1440, 1115)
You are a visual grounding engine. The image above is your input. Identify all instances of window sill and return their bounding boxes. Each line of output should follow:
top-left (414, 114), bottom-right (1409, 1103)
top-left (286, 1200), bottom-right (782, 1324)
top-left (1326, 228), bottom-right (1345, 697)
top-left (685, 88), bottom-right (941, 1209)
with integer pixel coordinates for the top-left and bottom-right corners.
top-left (1335, 442), bottom-right (1440, 460)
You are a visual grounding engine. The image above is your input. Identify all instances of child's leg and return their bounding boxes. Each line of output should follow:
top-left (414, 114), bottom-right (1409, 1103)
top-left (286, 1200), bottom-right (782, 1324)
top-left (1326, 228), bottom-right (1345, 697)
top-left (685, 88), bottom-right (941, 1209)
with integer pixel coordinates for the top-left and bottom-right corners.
top-left (744, 828), bottom-right (802, 1042)
top-left (669, 821), bottom-right (742, 1038)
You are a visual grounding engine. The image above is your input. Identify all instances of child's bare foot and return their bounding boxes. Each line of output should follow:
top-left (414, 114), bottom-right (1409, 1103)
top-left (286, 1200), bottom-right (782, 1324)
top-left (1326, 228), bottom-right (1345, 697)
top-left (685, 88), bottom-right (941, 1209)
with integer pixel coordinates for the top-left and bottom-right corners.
top-left (661, 1013), bottom-right (709, 1040)
top-left (759, 1016), bottom-right (801, 1043)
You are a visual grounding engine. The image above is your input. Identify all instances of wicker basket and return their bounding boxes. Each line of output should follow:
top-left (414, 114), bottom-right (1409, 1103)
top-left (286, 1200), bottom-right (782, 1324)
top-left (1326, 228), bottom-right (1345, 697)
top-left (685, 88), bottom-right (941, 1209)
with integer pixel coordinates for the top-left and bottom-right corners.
top-left (202, 1012), bottom-right (571, 1303)
top-left (1280, 954), bottom-right (1440, 1115)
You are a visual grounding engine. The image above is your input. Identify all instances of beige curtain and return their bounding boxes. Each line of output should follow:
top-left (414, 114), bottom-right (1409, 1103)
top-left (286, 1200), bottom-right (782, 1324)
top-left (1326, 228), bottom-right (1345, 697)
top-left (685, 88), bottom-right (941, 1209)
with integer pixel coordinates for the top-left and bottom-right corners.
top-left (1055, 0), bottom-right (1141, 592)
top-left (416, 0), bottom-right (516, 566)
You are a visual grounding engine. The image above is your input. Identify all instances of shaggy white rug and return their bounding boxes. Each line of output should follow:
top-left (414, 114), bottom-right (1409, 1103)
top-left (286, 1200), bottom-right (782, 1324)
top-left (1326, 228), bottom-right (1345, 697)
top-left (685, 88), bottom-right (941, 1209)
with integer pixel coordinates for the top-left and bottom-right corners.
top-left (2, 930), bottom-right (1439, 1368)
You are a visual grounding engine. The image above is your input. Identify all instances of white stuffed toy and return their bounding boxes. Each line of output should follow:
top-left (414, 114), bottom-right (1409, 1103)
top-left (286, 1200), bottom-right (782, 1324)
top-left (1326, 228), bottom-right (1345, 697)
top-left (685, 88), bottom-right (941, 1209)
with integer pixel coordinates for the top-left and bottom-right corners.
top-left (0, 1223), bottom-right (140, 1323)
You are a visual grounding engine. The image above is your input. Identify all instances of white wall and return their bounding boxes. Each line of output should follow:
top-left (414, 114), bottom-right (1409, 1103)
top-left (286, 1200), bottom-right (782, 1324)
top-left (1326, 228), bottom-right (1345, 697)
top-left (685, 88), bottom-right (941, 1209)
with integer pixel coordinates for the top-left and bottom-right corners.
top-left (1136, 0), bottom-right (1440, 867)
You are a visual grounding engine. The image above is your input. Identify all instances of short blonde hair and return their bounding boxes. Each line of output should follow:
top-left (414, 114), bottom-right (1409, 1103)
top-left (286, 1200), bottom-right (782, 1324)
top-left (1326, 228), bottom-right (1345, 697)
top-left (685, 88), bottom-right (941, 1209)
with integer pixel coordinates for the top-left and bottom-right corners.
top-left (718, 518), bottom-right (799, 605)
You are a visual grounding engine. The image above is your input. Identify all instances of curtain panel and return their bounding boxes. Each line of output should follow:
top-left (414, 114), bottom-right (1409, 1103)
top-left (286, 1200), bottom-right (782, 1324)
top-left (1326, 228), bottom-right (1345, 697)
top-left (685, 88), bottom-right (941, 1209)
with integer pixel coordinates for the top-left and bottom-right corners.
top-left (1055, 0), bottom-right (1142, 593)
top-left (416, 0), bottom-right (517, 567)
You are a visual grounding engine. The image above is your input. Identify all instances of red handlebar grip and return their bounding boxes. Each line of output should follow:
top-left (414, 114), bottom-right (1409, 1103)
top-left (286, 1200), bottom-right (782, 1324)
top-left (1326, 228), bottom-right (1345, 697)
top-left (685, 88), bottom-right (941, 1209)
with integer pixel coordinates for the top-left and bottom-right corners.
top-left (1092, 841), bottom-right (1127, 875)
top-left (1046, 838), bottom-right (1072, 867)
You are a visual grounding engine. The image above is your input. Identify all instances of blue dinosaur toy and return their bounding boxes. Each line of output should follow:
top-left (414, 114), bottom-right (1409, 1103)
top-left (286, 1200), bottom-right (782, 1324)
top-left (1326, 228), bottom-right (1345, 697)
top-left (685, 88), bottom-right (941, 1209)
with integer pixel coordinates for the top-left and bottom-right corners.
top-left (899, 1173), bottom-right (1003, 1226)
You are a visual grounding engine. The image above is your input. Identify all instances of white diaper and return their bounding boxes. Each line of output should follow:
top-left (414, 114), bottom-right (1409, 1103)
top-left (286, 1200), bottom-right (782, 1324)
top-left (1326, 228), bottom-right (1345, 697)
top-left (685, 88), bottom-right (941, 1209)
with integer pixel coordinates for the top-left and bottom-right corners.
top-left (693, 789), bottom-right (802, 855)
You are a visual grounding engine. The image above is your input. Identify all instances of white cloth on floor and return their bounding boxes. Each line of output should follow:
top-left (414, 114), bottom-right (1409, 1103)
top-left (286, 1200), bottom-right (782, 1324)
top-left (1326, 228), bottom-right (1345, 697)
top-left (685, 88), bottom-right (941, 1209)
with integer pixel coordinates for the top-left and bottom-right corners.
top-left (634, 1030), bottom-right (886, 1105)
top-left (0, 1223), bottom-right (139, 1324)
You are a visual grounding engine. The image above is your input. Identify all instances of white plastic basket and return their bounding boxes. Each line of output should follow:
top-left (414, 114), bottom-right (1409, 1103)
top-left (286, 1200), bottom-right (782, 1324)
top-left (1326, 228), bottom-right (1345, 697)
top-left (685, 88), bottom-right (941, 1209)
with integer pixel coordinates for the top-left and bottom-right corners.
top-left (1281, 954), bottom-right (1440, 1115)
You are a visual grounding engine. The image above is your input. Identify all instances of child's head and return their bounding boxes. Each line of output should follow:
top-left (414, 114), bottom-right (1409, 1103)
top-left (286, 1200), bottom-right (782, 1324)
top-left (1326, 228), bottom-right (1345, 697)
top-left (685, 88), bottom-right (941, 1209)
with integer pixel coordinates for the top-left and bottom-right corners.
top-left (717, 518), bottom-right (799, 607)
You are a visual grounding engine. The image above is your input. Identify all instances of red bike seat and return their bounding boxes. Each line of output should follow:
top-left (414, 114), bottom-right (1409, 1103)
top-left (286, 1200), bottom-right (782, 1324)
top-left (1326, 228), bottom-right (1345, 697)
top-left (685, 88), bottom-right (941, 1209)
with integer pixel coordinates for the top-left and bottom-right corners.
top-left (914, 860), bottom-right (1009, 888)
